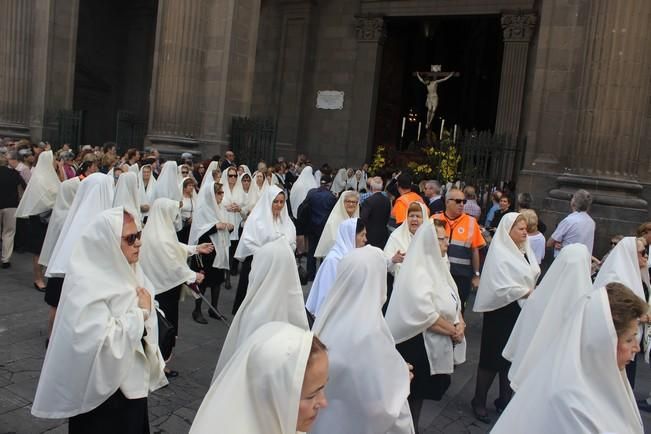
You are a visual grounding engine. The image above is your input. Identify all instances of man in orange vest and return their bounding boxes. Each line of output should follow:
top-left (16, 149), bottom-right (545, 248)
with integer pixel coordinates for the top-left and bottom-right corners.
top-left (432, 187), bottom-right (485, 312)
top-left (391, 173), bottom-right (424, 225)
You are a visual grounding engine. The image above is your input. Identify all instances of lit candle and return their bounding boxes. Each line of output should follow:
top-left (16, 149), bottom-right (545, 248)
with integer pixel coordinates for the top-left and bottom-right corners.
top-left (401, 117), bottom-right (406, 138)
top-left (417, 122), bottom-right (422, 141)
top-left (439, 118), bottom-right (445, 141)
top-left (453, 124), bottom-right (458, 143)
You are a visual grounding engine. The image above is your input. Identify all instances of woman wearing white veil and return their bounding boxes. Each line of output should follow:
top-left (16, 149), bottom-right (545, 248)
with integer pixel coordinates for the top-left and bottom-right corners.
top-left (502, 243), bottom-right (593, 391)
top-left (314, 190), bottom-right (359, 258)
top-left (150, 161), bottom-right (181, 202)
top-left (305, 218), bottom-right (366, 317)
top-left (470, 212), bottom-right (540, 423)
top-left (212, 238), bottom-right (309, 381)
top-left (220, 165), bottom-right (245, 285)
top-left (113, 172), bottom-right (142, 226)
top-left (44, 173), bottom-right (115, 338)
top-left (233, 185), bottom-right (296, 314)
top-left (593, 236), bottom-right (650, 388)
top-left (200, 161), bottom-right (221, 189)
top-left (188, 181), bottom-right (233, 324)
top-left (289, 165), bottom-right (318, 219)
top-left (39, 177), bottom-right (80, 268)
top-left (385, 221), bottom-right (465, 432)
top-left (311, 246), bottom-right (415, 434)
top-left (330, 168), bottom-right (348, 195)
top-left (190, 322), bottom-right (329, 434)
top-left (491, 282), bottom-right (645, 434)
top-left (137, 164), bottom-right (156, 221)
top-left (15, 150), bottom-right (60, 291)
top-left (245, 170), bottom-right (267, 212)
top-left (140, 198), bottom-right (213, 368)
top-left (32, 208), bottom-right (167, 433)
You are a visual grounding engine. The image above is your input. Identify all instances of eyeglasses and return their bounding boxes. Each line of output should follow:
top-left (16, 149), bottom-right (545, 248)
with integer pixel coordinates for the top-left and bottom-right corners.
top-left (228, 174), bottom-right (237, 178)
top-left (181, 171), bottom-right (189, 175)
top-left (639, 250), bottom-right (649, 257)
top-left (610, 241), bottom-right (618, 246)
top-left (216, 191), bottom-right (225, 195)
top-left (122, 231), bottom-right (142, 246)
top-left (448, 198), bottom-right (467, 205)
top-left (344, 200), bottom-right (359, 205)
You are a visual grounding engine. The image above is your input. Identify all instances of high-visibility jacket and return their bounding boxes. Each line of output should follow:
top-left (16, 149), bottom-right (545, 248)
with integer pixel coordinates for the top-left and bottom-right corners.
top-left (432, 212), bottom-right (485, 277)
top-left (391, 192), bottom-right (425, 224)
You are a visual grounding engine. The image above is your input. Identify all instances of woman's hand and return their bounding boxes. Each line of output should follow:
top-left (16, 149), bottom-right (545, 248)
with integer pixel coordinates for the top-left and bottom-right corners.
top-left (195, 272), bottom-right (205, 284)
top-left (452, 322), bottom-right (465, 343)
top-left (639, 314), bottom-right (651, 324)
top-left (226, 223), bottom-right (235, 231)
top-left (136, 287), bottom-right (152, 312)
top-left (392, 251), bottom-right (405, 264)
top-left (407, 363), bottom-right (414, 382)
top-left (197, 243), bottom-right (214, 254)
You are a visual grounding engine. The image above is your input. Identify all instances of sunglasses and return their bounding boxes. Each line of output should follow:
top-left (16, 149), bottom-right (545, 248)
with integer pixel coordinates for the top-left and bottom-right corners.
top-left (448, 198), bottom-right (467, 204)
top-left (216, 191), bottom-right (225, 195)
top-left (228, 174), bottom-right (237, 178)
top-left (181, 170), bottom-right (189, 175)
top-left (122, 231), bottom-right (142, 246)
top-left (639, 250), bottom-right (649, 257)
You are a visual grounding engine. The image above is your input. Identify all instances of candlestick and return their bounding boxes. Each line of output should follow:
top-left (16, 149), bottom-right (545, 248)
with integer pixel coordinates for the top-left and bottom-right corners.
top-left (453, 124), bottom-right (458, 143)
top-left (439, 118), bottom-right (445, 141)
top-left (417, 122), bottom-right (422, 142)
top-left (401, 117), bottom-right (406, 138)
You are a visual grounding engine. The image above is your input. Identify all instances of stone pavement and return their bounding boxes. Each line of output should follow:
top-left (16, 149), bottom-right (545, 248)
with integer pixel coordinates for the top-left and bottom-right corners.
top-left (1, 251), bottom-right (651, 434)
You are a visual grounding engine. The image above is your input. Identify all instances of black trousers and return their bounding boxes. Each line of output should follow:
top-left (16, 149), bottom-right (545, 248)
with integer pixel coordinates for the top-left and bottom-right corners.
top-left (452, 274), bottom-right (471, 314)
top-left (68, 389), bottom-right (149, 434)
top-left (307, 232), bottom-right (321, 279)
top-left (232, 256), bottom-right (252, 315)
top-left (44, 276), bottom-right (65, 307)
top-left (155, 285), bottom-right (181, 347)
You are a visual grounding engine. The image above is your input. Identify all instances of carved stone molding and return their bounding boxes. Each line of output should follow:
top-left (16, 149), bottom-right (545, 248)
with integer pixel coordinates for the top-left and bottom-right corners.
top-left (501, 12), bottom-right (537, 42)
top-left (355, 15), bottom-right (386, 44)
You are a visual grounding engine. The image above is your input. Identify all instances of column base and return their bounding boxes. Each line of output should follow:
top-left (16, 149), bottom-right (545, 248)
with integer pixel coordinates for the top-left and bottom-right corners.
top-left (0, 122), bottom-right (31, 139)
top-left (145, 134), bottom-right (201, 160)
top-left (523, 171), bottom-right (649, 256)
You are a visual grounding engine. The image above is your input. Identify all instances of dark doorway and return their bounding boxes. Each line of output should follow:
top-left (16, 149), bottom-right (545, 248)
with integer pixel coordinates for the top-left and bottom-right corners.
top-left (73, 0), bottom-right (158, 150)
top-left (373, 15), bottom-right (503, 151)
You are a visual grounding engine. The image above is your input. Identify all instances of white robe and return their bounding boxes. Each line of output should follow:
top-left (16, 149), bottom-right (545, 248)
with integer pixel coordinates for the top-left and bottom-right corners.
top-left (46, 173), bottom-right (115, 277)
top-left (32, 207), bottom-right (167, 419)
top-left (311, 246), bottom-right (414, 434)
top-left (188, 182), bottom-right (231, 270)
top-left (113, 172), bottom-right (142, 226)
top-left (150, 161), bottom-right (181, 202)
top-left (140, 198), bottom-right (197, 294)
top-left (305, 218), bottom-right (357, 316)
top-left (314, 191), bottom-right (359, 258)
top-left (289, 166), bottom-right (318, 218)
top-left (190, 322), bottom-right (314, 434)
top-left (213, 238), bottom-right (309, 380)
top-left (234, 185), bottom-right (296, 260)
top-left (473, 212), bottom-right (540, 312)
top-left (491, 287), bottom-right (643, 434)
top-left (219, 169), bottom-right (245, 241)
top-left (330, 168), bottom-right (348, 194)
top-left (15, 150), bottom-right (60, 218)
top-left (386, 222), bottom-right (466, 375)
top-left (383, 201), bottom-right (429, 276)
top-left (39, 177), bottom-right (80, 267)
top-left (503, 243), bottom-right (593, 390)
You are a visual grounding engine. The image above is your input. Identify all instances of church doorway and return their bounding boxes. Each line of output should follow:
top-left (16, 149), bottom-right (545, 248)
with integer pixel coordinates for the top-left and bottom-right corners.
top-left (73, 0), bottom-right (158, 150)
top-left (373, 15), bottom-right (503, 152)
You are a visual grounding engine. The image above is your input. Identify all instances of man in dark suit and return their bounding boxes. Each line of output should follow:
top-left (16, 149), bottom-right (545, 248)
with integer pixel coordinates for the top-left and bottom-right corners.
top-left (423, 180), bottom-right (444, 215)
top-left (360, 176), bottom-right (391, 249)
top-left (300, 175), bottom-right (337, 280)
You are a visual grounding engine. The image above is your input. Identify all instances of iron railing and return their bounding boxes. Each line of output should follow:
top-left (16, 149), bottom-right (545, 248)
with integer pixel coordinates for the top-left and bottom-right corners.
top-left (230, 117), bottom-right (276, 168)
top-left (115, 110), bottom-right (146, 152)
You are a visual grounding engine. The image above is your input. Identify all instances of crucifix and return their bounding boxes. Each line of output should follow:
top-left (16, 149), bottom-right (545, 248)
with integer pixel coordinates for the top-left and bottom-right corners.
top-left (414, 65), bottom-right (460, 130)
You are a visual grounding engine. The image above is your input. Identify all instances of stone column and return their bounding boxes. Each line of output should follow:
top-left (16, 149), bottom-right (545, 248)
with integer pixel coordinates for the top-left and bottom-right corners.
top-left (147, 0), bottom-right (205, 152)
top-left (494, 12), bottom-right (537, 138)
top-left (570, 0), bottom-right (651, 180)
top-left (346, 15), bottom-right (386, 165)
top-left (0, 0), bottom-right (34, 136)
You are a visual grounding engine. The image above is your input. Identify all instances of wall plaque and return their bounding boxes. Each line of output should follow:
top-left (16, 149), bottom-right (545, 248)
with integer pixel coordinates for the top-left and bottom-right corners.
top-left (316, 90), bottom-right (344, 110)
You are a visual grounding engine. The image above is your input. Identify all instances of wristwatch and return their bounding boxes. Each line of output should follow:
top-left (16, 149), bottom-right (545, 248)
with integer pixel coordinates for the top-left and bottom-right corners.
top-left (474, 271), bottom-right (481, 277)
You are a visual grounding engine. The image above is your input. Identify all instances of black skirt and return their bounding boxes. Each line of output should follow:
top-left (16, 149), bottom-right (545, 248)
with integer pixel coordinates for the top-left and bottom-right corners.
top-left (25, 215), bottom-right (48, 255)
top-left (44, 276), bottom-right (64, 307)
top-left (478, 301), bottom-right (521, 371)
top-left (68, 389), bottom-right (149, 434)
top-left (396, 333), bottom-right (451, 400)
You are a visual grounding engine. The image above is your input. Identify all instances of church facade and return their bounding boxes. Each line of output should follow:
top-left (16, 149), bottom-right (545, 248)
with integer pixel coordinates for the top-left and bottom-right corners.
top-left (1, 0), bottom-right (650, 252)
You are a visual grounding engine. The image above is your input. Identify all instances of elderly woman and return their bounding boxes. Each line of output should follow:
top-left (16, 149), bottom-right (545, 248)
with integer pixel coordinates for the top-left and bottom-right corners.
top-left (306, 218), bottom-right (367, 317)
top-left (113, 172), bottom-right (142, 225)
top-left (220, 165), bottom-right (245, 285)
top-left (471, 212), bottom-right (540, 423)
top-left (289, 165), bottom-right (318, 219)
top-left (314, 190), bottom-right (360, 258)
top-left (386, 220), bottom-right (465, 433)
top-left (594, 237), bottom-right (650, 389)
top-left (177, 177), bottom-right (198, 243)
top-left (492, 282), bottom-right (645, 434)
top-left (213, 238), bottom-right (309, 380)
top-left (32, 209), bottom-right (167, 433)
top-left (310, 246), bottom-right (414, 434)
top-left (233, 185), bottom-right (296, 314)
top-left (191, 322), bottom-right (328, 434)
top-left (138, 164), bottom-right (156, 222)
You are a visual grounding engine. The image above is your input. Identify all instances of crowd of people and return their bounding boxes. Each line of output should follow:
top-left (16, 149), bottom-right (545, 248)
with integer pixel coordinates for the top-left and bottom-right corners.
top-left (1, 135), bottom-right (651, 433)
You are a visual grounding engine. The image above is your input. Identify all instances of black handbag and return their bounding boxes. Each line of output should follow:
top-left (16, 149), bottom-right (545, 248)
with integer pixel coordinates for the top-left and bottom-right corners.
top-left (156, 308), bottom-right (176, 361)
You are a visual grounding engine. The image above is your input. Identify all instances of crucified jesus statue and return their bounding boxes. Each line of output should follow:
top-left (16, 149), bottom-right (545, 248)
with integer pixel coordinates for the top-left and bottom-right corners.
top-left (416, 69), bottom-right (458, 129)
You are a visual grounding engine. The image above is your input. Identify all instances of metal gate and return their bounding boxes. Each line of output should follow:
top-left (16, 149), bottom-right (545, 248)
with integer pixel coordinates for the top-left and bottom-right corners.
top-left (230, 117), bottom-right (276, 168)
top-left (55, 110), bottom-right (84, 149)
top-left (116, 110), bottom-right (146, 152)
